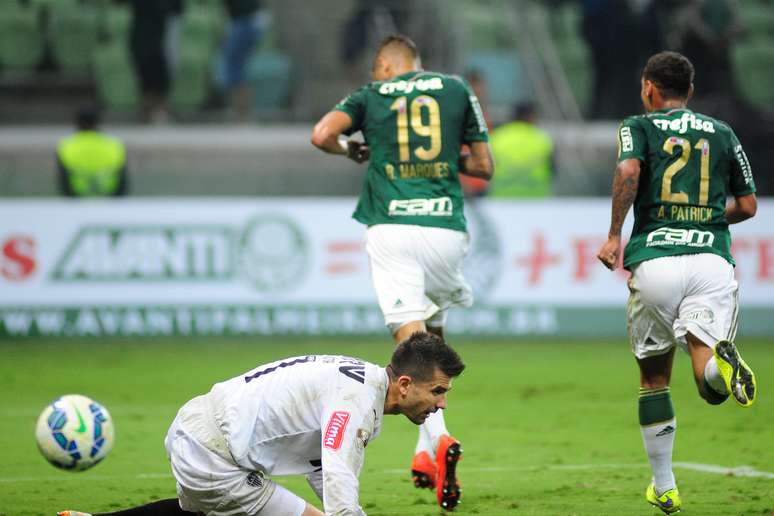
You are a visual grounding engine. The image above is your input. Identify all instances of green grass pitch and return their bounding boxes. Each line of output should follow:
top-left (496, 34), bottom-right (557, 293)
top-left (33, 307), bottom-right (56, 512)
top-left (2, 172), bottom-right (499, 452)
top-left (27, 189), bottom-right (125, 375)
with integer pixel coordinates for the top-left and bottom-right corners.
top-left (1, 337), bottom-right (772, 515)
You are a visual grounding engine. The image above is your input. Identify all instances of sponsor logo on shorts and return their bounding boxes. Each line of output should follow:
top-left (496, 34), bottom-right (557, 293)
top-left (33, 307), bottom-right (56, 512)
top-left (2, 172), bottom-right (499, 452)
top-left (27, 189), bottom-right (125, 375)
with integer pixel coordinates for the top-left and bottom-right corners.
top-left (645, 227), bottom-right (714, 248)
top-left (246, 472), bottom-right (264, 488)
top-left (388, 197), bottom-right (452, 217)
top-left (324, 411), bottom-right (351, 450)
top-left (684, 309), bottom-right (714, 324)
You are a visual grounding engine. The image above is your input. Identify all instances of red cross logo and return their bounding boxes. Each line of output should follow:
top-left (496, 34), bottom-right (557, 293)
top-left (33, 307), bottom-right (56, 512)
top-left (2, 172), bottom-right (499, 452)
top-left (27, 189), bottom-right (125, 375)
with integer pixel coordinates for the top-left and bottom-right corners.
top-left (515, 233), bottom-right (561, 285)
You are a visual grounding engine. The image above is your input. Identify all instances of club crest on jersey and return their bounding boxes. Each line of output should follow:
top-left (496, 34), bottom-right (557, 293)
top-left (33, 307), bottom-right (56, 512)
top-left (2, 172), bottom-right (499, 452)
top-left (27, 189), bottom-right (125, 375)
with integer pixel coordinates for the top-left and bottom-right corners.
top-left (324, 411), bottom-right (351, 450)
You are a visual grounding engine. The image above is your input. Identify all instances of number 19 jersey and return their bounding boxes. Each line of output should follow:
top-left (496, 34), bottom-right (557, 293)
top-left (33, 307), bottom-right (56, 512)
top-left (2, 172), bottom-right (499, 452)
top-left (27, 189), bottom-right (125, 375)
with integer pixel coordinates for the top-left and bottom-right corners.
top-left (617, 108), bottom-right (755, 269)
top-left (334, 70), bottom-right (489, 233)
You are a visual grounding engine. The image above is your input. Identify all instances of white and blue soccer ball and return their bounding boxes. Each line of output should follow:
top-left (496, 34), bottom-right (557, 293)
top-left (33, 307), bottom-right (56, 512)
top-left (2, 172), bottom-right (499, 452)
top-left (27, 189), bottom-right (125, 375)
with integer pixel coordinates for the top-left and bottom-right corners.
top-left (35, 394), bottom-right (114, 471)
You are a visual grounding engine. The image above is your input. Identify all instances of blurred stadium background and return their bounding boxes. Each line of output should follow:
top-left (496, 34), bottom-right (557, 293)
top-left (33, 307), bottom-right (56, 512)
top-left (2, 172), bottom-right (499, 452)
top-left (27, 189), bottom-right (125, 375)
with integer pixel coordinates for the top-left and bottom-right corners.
top-left (0, 0), bottom-right (772, 514)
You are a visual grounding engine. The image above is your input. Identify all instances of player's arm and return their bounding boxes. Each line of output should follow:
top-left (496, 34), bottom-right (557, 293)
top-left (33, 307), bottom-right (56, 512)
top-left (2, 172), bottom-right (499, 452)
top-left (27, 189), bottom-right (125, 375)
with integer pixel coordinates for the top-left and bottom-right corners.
top-left (726, 193), bottom-right (757, 224)
top-left (311, 111), bottom-right (369, 164)
top-left (598, 158), bottom-right (641, 270)
top-left (459, 141), bottom-right (494, 179)
top-left (319, 404), bottom-right (368, 515)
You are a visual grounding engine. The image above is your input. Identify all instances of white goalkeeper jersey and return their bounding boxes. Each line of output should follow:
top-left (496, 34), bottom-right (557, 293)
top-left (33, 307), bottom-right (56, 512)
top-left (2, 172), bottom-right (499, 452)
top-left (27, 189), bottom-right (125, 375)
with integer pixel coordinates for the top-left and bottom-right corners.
top-left (177, 354), bottom-right (388, 514)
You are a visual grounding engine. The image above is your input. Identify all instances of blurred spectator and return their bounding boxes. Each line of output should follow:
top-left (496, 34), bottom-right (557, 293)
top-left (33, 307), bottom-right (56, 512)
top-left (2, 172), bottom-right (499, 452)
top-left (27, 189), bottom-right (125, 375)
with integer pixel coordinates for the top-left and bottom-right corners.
top-left (338, 0), bottom-right (459, 77)
top-left (580, 0), bottom-right (641, 119)
top-left (121, 0), bottom-right (184, 123)
top-left (460, 69), bottom-right (493, 198)
top-left (663, 0), bottom-right (741, 103)
top-left (339, 0), bottom-right (409, 70)
top-left (661, 0), bottom-right (774, 195)
top-left (488, 102), bottom-right (554, 198)
top-left (57, 104), bottom-right (128, 197)
top-left (222, 0), bottom-right (265, 123)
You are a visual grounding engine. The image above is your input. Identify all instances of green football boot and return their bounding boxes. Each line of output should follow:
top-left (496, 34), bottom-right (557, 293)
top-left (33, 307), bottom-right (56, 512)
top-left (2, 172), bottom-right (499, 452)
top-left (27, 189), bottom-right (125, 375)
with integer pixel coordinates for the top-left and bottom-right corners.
top-left (646, 483), bottom-right (681, 514)
top-left (715, 340), bottom-right (757, 407)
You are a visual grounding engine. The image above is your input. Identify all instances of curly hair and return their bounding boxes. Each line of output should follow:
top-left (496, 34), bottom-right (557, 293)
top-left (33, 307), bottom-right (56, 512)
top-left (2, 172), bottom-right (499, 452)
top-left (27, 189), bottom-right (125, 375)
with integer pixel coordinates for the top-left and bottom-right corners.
top-left (642, 51), bottom-right (695, 100)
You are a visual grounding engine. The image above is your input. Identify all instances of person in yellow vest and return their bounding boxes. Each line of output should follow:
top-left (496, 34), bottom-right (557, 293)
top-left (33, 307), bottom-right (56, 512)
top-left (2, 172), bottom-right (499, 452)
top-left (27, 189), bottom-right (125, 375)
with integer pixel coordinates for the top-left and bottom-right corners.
top-left (489, 102), bottom-right (554, 197)
top-left (57, 105), bottom-right (128, 197)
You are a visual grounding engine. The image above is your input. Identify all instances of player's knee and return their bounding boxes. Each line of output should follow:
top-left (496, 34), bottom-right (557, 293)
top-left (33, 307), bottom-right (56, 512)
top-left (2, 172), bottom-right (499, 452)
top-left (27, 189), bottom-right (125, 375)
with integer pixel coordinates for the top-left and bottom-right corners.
top-left (699, 385), bottom-right (729, 405)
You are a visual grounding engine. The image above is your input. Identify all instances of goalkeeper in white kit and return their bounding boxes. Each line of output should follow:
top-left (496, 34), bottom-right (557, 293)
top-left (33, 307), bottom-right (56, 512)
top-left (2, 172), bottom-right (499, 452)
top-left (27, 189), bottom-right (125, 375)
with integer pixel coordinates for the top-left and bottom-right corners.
top-left (58, 332), bottom-right (465, 516)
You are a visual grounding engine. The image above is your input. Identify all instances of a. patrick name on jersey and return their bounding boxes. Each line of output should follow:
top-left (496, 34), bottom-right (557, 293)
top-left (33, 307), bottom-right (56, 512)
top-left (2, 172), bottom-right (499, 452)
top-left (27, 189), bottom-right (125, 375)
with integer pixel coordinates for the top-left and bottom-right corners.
top-left (654, 204), bottom-right (714, 223)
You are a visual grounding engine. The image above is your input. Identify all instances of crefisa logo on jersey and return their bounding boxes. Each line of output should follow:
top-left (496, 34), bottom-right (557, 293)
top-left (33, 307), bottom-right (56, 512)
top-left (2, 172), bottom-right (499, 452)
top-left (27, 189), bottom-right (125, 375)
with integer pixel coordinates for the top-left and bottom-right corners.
top-left (49, 214), bottom-right (309, 292)
top-left (651, 112), bottom-right (716, 134)
top-left (324, 411), bottom-right (351, 450)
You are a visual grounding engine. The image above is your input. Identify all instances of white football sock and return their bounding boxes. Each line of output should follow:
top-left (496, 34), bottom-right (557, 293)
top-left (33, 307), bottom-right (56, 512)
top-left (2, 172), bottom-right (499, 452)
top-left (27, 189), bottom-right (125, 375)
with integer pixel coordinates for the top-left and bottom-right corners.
top-left (641, 418), bottom-right (677, 495)
top-left (704, 356), bottom-right (728, 394)
top-left (421, 409), bottom-right (449, 453)
top-left (414, 423), bottom-right (433, 457)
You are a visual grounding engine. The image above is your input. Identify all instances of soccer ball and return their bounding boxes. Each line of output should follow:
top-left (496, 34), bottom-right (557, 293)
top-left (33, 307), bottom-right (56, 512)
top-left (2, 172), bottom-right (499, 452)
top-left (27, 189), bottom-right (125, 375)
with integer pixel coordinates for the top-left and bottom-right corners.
top-left (35, 394), bottom-right (114, 471)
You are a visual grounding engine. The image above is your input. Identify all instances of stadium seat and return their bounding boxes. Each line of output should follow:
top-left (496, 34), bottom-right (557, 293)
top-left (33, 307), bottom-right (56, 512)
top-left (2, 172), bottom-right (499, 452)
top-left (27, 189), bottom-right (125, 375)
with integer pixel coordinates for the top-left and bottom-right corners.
top-left (733, 43), bottom-right (774, 108)
top-left (547, 3), bottom-right (582, 45)
top-left (248, 51), bottom-right (292, 112)
top-left (555, 42), bottom-right (592, 115)
top-left (739, 3), bottom-right (774, 44)
top-left (101, 5), bottom-right (131, 45)
top-left (466, 51), bottom-right (528, 107)
top-left (94, 43), bottom-right (138, 111)
top-left (451, 0), bottom-right (515, 51)
top-left (49, 5), bottom-right (100, 72)
top-left (170, 47), bottom-right (211, 112)
top-left (178, 5), bottom-right (222, 57)
top-left (0, 3), bottom-right (44, 71)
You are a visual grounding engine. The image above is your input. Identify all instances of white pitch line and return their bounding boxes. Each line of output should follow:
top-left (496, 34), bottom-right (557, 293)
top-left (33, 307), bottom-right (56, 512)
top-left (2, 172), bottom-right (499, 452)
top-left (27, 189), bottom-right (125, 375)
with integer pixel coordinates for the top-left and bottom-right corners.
top-left (0, 472), bottom-right (172, 483)
top-left (374, 462), bottom-right (774, 478)
top-left (674, 462), bottom-right (774, 479)
top-left (3, 462), bottom-right (772, 483)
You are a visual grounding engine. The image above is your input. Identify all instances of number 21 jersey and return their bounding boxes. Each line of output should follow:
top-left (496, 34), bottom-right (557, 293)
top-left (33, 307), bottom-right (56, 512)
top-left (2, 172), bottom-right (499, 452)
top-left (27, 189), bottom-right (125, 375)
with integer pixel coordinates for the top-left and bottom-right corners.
top-left (617, 108), bottom-right (755, 269)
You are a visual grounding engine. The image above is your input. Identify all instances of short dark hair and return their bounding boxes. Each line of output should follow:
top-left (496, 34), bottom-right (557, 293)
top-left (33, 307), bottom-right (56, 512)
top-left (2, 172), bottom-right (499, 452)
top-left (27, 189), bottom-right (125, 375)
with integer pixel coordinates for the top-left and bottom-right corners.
top-left (390, 332), bottom-right (465, 382)
top-left (642, 51), bottom-right (694, 100)
top-left (75, 103), bottom-right (100, 131)
top-left (514, 101), bottom-right (536, 121)
top-left (376, 33), bottom-right (419, 61)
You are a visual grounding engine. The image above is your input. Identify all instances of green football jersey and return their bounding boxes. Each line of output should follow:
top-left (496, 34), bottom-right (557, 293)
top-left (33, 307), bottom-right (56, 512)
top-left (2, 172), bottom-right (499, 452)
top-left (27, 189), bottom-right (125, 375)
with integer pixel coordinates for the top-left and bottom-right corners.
top-left (617, 108), bottom-right (755, 268)
top-left (334, 70), bottom-right (489, 232)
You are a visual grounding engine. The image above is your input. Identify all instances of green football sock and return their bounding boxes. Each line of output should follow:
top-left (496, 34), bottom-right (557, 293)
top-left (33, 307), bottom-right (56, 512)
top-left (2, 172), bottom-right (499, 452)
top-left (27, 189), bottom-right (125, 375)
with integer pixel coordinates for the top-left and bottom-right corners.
top-left (639, 387), bottom-right (676, 495)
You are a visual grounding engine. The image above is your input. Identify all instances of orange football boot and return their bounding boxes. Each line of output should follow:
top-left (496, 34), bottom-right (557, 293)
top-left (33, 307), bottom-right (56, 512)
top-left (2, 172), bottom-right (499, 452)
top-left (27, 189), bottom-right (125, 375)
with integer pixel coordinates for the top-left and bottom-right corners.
top-left (411, 450), bottom-right (436, 489)
top-left (435, 435), bottom-right (462, 510)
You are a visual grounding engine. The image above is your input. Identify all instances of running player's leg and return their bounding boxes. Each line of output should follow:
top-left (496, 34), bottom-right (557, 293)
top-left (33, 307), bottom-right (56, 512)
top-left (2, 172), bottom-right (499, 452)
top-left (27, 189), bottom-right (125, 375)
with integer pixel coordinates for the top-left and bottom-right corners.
top-left (365, 224), bottom-right (445, 495)
top-left (677, 254), bottom-right (756, 407)
top-left (637, 349), bottom-right (679, 507)
top-left (394, 321), bottom-right (427, 344)
top-left (417, 228), bottom-right (471, 509)
top-left (629, 258), bottom-right (683, 513)
top-left (686, 333), bottom-right (729, 405)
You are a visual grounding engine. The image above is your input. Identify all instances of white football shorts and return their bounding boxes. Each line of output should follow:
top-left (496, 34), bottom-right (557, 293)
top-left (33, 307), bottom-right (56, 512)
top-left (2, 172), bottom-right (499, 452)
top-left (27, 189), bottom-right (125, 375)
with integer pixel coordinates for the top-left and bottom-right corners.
top-left (165, 403), bottom-right (307, 516)
top-left (365, 223), bottom-right (473, 328)
top-left (627, 253), bottom-right (739, 359)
